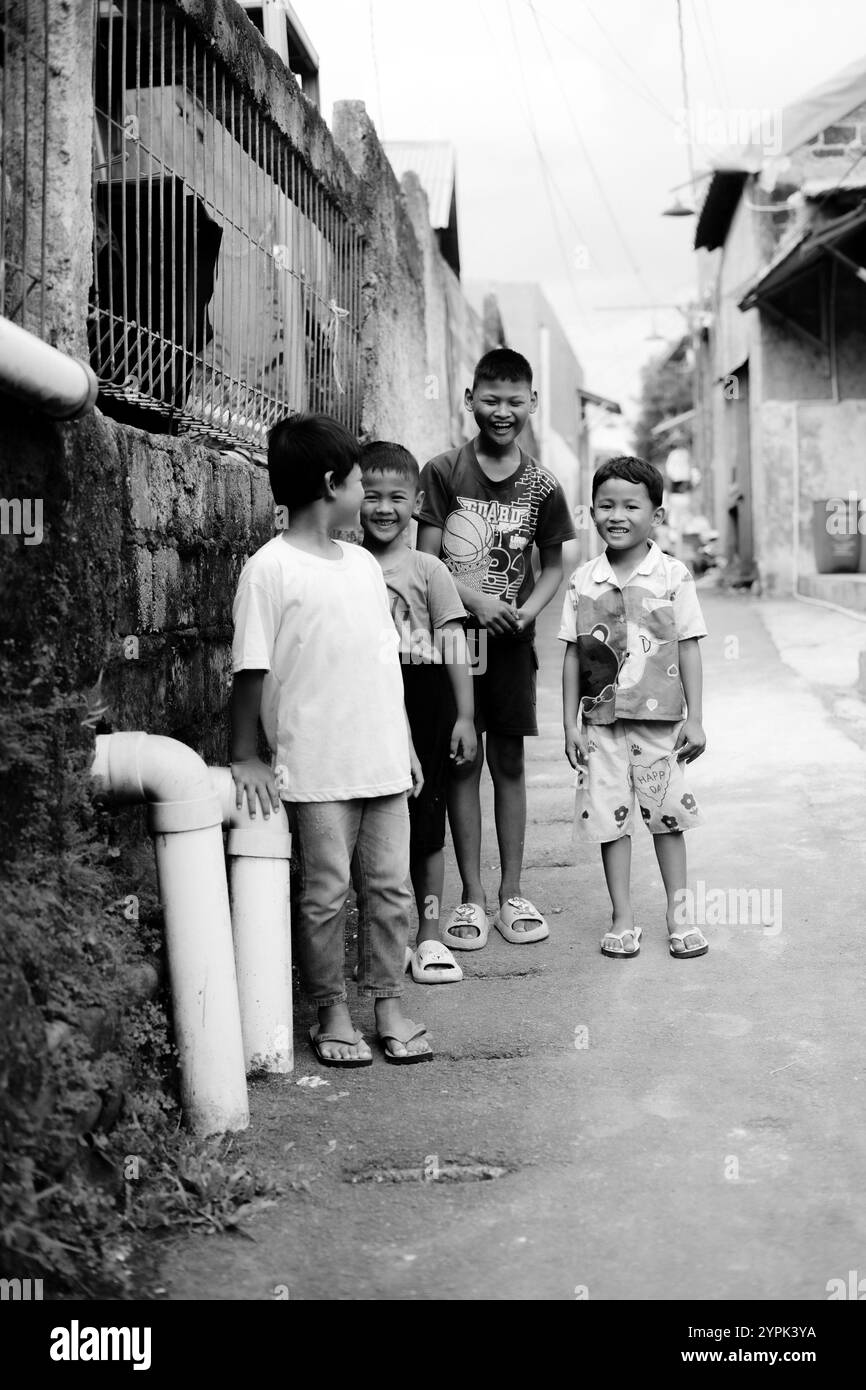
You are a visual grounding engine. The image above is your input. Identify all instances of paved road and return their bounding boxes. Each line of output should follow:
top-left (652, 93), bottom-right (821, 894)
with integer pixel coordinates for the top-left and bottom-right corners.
top-left (160, 589), bottom-right (866, 1301)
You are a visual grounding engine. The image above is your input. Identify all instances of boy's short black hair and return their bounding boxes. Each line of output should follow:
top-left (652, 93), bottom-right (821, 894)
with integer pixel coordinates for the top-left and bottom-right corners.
top-left (267, 413), bottom-right (360, 510)
top-left (360, 440), bottom-right (420, 488)
top-left (472, 347), bottom-right (533, 390)
top-left (592, 455), bottom-right (665, 509)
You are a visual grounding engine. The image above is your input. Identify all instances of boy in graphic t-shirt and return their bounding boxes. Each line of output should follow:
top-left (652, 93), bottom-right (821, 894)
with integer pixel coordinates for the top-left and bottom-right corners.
top-left (417, 348), bottom-right (575, 951)
top-left (230, 414), bottom-right (432, 1067)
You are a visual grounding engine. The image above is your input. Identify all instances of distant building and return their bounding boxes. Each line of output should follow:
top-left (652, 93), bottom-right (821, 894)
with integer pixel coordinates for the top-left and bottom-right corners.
top-left (693, 55), bottom-right (866, 608)
top-left (384, 141), bottom-right (461, 278)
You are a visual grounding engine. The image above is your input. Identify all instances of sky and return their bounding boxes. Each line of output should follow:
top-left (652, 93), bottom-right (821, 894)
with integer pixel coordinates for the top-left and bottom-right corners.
top-left (293, 0), bottom-right (866, 428)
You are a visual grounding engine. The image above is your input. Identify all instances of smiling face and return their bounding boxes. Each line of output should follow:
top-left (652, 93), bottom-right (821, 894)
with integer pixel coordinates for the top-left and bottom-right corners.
top-left (466, 376), bottom-right (537, 452)
top-left (359, 469), bottom-right (417, 550)
top-left (591, 477), bottom-right (664, 556)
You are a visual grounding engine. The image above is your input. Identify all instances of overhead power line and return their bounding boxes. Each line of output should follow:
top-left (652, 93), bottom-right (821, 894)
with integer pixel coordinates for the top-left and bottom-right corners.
top-left (481, 0), bottom-right (590, 314)
top-left (689, 0), bottom-right (725, 109)
top-left (526, 0), bottom-right (657, 307)
top-left (518, 0), bottom-right (677, 127)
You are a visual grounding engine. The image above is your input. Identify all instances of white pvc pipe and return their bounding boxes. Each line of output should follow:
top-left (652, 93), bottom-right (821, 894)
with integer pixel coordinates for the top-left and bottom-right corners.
top-left (91, 733), bottom-right (249, 1136)
top-left (209, 769), bottom-right (294, 1075)
top-left (0, 315), bottom-right (99, 419)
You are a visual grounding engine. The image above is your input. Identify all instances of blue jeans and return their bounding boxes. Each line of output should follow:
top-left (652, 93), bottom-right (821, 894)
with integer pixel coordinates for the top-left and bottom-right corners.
top-left (288, 795), bottom-right (411, 1005)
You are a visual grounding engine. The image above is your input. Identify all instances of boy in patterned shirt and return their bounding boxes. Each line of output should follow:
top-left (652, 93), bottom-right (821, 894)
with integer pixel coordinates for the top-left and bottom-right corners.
top-left (417, 348), bottom-right (575, 950)
top-left (560, 456), bottom-right (709, 960)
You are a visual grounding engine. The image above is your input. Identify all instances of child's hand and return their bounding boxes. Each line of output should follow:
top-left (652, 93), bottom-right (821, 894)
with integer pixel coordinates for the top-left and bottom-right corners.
top-left (230, 757), bottom-right (282, 819)
top-left (472, 593), bottom-right (521, 636)
top-left (675, 718), bottom-right (706, 763)
top-left (449, 716), bottom-right (477, 767)
top-left (564, 724), bottom-right (588, 770)
top-left (512, 607), bottom-right (532, 634)
top-left (409, 745), bottom-right (425, 799)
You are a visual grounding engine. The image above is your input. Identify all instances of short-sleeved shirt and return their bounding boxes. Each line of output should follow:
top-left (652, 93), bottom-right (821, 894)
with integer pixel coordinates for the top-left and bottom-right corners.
top-left (418, 440), bottom-right (575, 643)
top-left (558, 541), bottom-right (707, 724)
top-left (232, 536), bottom-right (411, 801)
top-left (377, 546), bottom-right (467, 665)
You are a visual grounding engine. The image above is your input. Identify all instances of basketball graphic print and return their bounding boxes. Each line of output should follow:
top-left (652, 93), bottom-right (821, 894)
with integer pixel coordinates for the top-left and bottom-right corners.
top-left (442, 508), bottom-right (493, 567)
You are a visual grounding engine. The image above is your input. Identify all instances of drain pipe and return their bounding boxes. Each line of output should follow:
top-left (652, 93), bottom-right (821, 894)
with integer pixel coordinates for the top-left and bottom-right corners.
top-left (0, 315), bottom-right (99, 419)
top-left (209, 769), bottom-right (294, 1075)
top-left (91, 732), bottom-right (249, 1136)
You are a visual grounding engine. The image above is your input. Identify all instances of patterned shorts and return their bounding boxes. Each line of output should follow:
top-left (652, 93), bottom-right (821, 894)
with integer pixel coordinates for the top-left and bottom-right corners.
top-left (573, 719), bottom-right (704, 843)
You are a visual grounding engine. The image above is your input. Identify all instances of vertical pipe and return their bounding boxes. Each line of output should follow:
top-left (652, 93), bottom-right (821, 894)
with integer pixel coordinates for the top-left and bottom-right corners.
top-left (208, 769), bottom-right (293, 1075)
top-left (151, 822), bottom-right (250, 1131)
top-left (39, 0), bottom-right (49, 337)
top-left (21, 0), bottom-right (29, 328)
top-left (134, 0), bottom-right (142, 397)
top-left (119, 0), bottom-right (129, 386)
top-left (157, 0), bottom-right (166, 400)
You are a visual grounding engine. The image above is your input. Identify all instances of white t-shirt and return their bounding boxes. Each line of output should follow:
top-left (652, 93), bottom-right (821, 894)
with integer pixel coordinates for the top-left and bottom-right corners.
top-left (232, 536), bottom-right (411, 801)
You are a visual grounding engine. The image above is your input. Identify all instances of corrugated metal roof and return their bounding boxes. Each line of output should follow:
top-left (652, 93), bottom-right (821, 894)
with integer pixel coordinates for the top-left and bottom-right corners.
top-left (694, 53), bottom-right (866, 250)
top-left (383, 142), bottom-right (455, 228)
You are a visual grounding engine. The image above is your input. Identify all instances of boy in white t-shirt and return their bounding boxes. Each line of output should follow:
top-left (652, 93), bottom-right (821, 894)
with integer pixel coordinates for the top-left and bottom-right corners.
top-left (230, 414), bottom-right (432, 1066)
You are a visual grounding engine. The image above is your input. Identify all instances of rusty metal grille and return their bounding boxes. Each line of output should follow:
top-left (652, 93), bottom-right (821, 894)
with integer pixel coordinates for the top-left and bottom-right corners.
top-left (0, 0), bottom-right (51, 338)
top-left (90, 0), bottom-right (362, 449)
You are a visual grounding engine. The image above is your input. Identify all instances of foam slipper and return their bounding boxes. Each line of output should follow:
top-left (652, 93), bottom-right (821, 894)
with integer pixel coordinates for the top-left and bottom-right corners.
top-left (377, 1018), bottom-right (433, 1065)
top-left (493, 896), bottom-right (549, 944)
top-left (669, 928), bottom-right (709, 959)
top-left (443, 902), bottom-right (491, 952)
top-left (406, 939), bottom-right (464, 984)
top-left (309, 1024), bottom-right (372, 1068)
top-left (600, 925), bottom-right (642, 958)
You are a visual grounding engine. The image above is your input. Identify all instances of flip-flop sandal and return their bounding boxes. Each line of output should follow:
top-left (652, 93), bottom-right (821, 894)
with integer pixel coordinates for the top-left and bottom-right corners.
top-left (377, 1018), bottom-right (434, 1066)
top-left (309, 1024), bottom-right (372, 1068)
top-left (407, 939), bottom-right (464, 984)
top-left (493, 897), bottom-right (549, 944)
top-left (443, 903), bottom-right (491, 952)
top-left (600, 925), bottom-right (642, 958)
top-left (669, 928), bottom-right (709, 959)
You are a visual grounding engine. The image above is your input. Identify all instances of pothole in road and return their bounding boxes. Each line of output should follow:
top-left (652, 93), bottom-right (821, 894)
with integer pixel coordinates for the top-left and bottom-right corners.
top-left (346, 1158), bottom-right (509, 1184)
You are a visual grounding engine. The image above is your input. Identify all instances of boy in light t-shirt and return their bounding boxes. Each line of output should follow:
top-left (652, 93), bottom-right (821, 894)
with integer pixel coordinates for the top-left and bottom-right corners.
top-left (230, 414), bottom-right (432, 1066)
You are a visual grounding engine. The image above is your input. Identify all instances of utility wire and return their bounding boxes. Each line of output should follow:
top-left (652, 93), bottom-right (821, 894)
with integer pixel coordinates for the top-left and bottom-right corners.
top-left (576, 0), bottom-right (679, 126)
top-left (526, 0), bottom-right (656, 306)
top-left (675, 0), bottom-right (696, 191)
top-left (490, 0), bottom-right (589, 314)
top-left (368, 0), bottom-right (386, 140)
top-left (699, 0), bottom-right (732, 109)
top-left (519, 0), bottom-right (678, 127)
top-left (689, 0), bottom-right (725, 109)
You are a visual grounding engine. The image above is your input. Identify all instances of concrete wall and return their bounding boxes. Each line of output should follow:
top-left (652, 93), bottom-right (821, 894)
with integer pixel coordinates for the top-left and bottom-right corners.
top-left (0, 2), bottom-right (484, 843)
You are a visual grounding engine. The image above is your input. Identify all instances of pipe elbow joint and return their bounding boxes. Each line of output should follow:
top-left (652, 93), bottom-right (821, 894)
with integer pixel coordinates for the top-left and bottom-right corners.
top-left (92, 732), bottom-right (223, 833)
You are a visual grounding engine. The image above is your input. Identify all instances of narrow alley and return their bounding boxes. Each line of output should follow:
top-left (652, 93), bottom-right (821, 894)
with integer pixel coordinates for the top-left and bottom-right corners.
top-left (159, 588), bottom-right (866, 1302)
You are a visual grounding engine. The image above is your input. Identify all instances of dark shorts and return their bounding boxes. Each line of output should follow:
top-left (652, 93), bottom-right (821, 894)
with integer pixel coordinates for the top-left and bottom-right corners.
top-left (472, 632), bottom-right (538, 738)
top-left (402, 661), bottom-right (456, 856)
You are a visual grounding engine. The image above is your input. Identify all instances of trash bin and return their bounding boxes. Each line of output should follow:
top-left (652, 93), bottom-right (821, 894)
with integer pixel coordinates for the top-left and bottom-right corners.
top-left (812, 498), bottom-right (861, 573)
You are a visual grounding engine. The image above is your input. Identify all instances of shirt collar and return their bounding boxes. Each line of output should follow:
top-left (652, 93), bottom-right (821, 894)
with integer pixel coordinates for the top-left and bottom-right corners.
top-left (590, 540), bottom-right (662, 586)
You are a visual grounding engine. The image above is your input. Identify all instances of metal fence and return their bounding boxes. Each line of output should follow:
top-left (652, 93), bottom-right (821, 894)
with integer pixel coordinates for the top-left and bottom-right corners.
top-left (90, 0), bottom-right (363, 449)
top-left (0, 0), bottom-right (51, 339)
